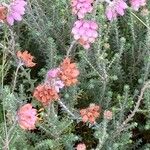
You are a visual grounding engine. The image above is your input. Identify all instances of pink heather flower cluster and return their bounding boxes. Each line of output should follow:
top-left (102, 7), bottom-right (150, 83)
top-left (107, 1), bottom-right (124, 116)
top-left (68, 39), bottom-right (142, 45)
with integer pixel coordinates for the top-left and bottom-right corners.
top-left (71, 0), bottom-right (94, 19)
top-left (6, 0), bottom-right (27, 26)
top-left (72, 20), bottom-right (98, 49)
top-left (105, 0), bottom-right (128, 21)
top-left (105, 0), bottom-right (147, 21)
top-left (0, 0), bottom-right (27, 25)
top-left (33, 58), bottom-right (80, 106)
top-left (46, 68), bottom-right (64, 93)
top-left (70, 0), bottom-right (98, 49)
top-left (17, 104), bottom-right (37, 130)
top-left (130, 0), bottom-right (146, 11)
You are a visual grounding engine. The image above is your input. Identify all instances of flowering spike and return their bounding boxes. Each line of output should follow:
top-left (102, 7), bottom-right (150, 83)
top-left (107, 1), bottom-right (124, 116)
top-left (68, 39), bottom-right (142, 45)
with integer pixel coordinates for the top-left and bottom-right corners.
top-left (130, 0), bottom-right (146, 11)
top-left (80, 104), bottom-right (100, 124)
top-left (6, 0), bottom-right (27, 26)
top-left (72, 20), bottom-right (98, 49)
top-left (71, 0), bottom-right (94, 19)
top-left (17, 51), bottom-right (36, 67)
top-left (59, 58), bottom-right (80, 86)
top-left (105, 0), bottom-right (128, 21)
top-left (46, 68), bottom-right (64, 92)
top-left (33, 84), bottom-right (59, 106)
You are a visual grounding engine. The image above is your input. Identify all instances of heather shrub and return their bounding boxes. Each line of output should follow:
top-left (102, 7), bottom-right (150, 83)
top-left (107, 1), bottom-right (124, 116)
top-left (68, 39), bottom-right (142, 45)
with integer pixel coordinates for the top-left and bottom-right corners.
top-left (0, 0), bottom-right (150, 150)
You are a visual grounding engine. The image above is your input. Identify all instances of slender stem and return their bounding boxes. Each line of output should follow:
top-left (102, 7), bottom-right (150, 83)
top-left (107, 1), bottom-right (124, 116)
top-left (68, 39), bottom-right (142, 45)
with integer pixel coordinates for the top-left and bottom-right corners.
top-left (122, 81), bottom-right (150, 126)
top-left (2, 119), bottom-right (17, 150)
top-left (96, 120), bottom-right (108, 149)
top-left (7, 119), bottom-right (17, 139)
top-left (113, 81), bottom-right (150, 137)
top-left (66, 41), bottom-right (76, 57)
top-left (130, 11), bottom-right (150, 30)
top-left (81, 52), bottom-right (105, 80)
top-left (1, 41), bottom-right (9, 150)
top-left (58, 100), bottom-right (77, 119)
top-left (12, 63), bottom-right (22, 93)
top-left (1, 26), bottom-right (10, 150)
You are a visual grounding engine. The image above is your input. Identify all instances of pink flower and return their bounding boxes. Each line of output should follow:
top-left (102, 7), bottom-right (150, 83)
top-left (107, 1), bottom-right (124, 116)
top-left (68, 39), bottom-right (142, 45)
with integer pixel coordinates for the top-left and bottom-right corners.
top-left (71, 0), bottom-right (94, 19)
top-left (103, 110), bottom-right (113, 120)
top-left (76, 143), bottom-right (86, 150)
top-left (72, 20), bottom-right (98, 49)
top-left (105, 0), bottom-right (128, 21)
top-left (47, 68), bottom-right (60, 78)
top-left (6, 0), bottom-right (27, 26)
top-left (54, 80), bottom-right (64, 92)
top-left (17, 104), bottom-right (37, 130)
top-left (130, 0), bottom-right (146, 11)
top-left (46, 68), bottom-right (64, 92)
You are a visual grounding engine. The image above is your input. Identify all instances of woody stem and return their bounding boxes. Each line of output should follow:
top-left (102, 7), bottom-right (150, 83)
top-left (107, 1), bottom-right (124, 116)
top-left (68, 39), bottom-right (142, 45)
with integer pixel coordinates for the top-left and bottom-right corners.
top-left (130, 11), bottom-right (150, 30)
top-left (66, 40), bottom-right (76, 57)
top-left (58, 100), bottom-right (77, 119)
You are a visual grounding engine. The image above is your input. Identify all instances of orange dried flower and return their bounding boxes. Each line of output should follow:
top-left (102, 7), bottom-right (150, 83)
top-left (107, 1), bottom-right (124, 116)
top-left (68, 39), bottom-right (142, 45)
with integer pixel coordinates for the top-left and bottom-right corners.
top-left (33, 84), bottom-right (59, 106)
top-left (59, 58), bottom-right (80, 86)
top-left (0, 5), bottom-right (7, 22)
top-left (80, 104), bottom-right (100, 124)
top-left (17, 51), bottom-right (36, 67)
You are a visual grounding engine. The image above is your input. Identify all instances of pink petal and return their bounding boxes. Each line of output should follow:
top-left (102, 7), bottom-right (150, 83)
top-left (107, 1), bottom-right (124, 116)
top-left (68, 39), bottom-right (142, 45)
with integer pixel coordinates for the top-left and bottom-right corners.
top-left (12, 12), bottom-right (22, 21)
top-left (83, 43), bottom-right (90, 49)
top-left (91, 30), bottom-right (98, 38)
top-left (78, 12), bottom-right (84, 19)
top-left (75, 20), bottom-right (82, 28)
top-left (116, 7), bottom-right (125, 16)
top-left (106, 8), bottom-right (113, 21)
top-left (90, 22), bottom-right (98, 30)
top-left (6, 15), bottom-right (14, 26)
top-left (15, 0), bottom-right (27, 7)
top-left (88, 37), bottom-right (95, 43)
top-left (83, 22), bottom-right (90, 28)
top-left (119, 0), bottom-right (128, 9)
top-left (72, 27), bottom-right (78, 34)
top-left (74, 34), bottom-right (80, 40)
top-left (79, 27), bottom-right (86, 36)
top-left (86, 29), bottom-right (93, 37)
top-left (13, 6), bottom-right (25, 15)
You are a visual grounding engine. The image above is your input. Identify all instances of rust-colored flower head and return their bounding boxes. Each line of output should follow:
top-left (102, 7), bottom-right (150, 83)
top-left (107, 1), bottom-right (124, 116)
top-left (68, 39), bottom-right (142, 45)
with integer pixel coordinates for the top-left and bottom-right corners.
top-left (33, 84), bottom-right (59, 106)
top-left (0, 5), bottom-right (7, 22)
top-left (17, 103), bottom-right (37, 130)
top-left (17, 51), bottom-right (36, 67)
top-left (80, 104), bottom-right (100, 124)
top-left (59, 58), bottom-right (80, 86)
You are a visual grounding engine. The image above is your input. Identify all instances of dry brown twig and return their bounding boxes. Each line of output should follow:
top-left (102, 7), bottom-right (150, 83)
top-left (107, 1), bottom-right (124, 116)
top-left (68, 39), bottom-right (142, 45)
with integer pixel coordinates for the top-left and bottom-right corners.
top-left (114, 81), bottom-right (150, 136)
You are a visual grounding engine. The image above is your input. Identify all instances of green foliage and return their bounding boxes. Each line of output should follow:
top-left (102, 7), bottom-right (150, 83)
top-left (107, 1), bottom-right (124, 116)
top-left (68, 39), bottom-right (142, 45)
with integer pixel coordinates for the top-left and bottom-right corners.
top-left (0, 0), bottom-right (150, 149)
